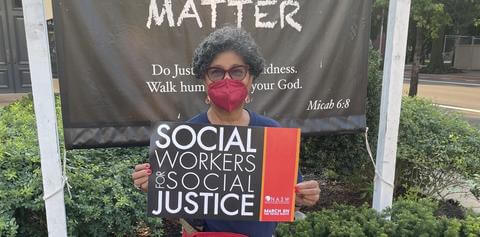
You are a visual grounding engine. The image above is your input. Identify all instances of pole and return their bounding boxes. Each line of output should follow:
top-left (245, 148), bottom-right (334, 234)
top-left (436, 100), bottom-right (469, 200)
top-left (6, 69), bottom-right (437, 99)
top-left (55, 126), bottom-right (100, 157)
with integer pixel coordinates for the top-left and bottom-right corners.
top-left (22, 0), bottom-right (67, 235)
top-left (372, 0), bottom-right (411, 212)
top-left (443, 35), bottom-right (447, 56)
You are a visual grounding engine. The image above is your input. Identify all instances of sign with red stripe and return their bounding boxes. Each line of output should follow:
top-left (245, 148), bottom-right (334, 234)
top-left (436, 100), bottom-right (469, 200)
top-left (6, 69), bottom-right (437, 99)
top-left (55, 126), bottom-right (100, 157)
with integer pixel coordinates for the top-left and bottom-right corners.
top-left (147, 122), bottom-right (300, 222)
top-left (260, 127), bottom-right (300, 221)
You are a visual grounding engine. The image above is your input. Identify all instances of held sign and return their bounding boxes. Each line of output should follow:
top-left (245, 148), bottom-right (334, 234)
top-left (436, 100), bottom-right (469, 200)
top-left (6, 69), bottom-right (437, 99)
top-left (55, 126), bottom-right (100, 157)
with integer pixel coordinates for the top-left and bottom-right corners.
top-left (147, 122), bottom-right (300, 222)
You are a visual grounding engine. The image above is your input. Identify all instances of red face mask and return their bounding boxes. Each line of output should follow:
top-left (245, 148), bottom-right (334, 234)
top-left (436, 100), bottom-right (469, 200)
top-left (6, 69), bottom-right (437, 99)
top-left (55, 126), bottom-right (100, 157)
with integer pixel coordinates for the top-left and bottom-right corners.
top-left (207, 79), bottom-right (248, 112)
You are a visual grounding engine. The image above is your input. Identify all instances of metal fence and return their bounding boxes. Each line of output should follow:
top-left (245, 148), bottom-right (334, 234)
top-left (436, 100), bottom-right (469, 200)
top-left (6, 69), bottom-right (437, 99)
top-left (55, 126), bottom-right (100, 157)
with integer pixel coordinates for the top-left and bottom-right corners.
top-left (443, 35), bottom-right (480, 63)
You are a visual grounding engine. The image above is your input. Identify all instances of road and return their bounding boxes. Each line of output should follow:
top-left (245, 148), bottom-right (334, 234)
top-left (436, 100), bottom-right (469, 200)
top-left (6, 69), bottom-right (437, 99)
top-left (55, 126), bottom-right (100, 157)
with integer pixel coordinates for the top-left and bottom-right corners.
top-left (403, 71), bottom-right (480, 128)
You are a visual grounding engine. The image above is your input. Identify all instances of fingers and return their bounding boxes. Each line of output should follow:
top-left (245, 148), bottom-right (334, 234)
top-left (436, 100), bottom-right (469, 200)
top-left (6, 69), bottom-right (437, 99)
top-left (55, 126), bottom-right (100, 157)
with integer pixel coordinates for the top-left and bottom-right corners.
top-left (300, 197), bottom-right (318, 206)
top-left (296, 188), bottom-right (320, 196)
top-left (302, 194), bottom-right (320, 203)
top-left (132, 167), bottom-right (152, 180)
top-left (296, 180), bottom-right (319, 189)
top-left (296, 193), bottom-right (319, 202)
top-left (134, 176), bottom-right (149, 188)
top-left (135, 163), bottom-right (150, 172)
top-left (295, 180), bottom-right (320, 207)
top-left (132, 163), bottom-right (151, 179)
top-left (132, 163), bottom-right (151, 192)
top-left (134, 176), bottom-right (149, 192)
top-left (140, 181), bottom-right (148, 192)
top-left (296, 181), bottom-right (320, 194)
top-left (296, 193), bottom-right (319, 206)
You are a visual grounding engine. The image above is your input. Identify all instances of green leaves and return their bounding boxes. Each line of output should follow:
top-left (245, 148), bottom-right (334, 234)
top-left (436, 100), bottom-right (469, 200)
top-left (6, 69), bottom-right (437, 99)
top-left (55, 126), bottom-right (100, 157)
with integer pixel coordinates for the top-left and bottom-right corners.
top-left (299, 49), bottom-right (383, 193)
top-left (277, 203), bottom-right (386, 237)
top-left (462, 216), bottom-right (480, 236)
top-left (411, 0), bottom-right (451, 39)
top-left (0, 213), bottom-right (18, 237)
top-left (277, 198), bottom-right (480, 237)
top-left (301, 49), bottom-right (480, 201)
top-left (0, 97), bottom-right (163, 236)
top-left (397, 97), bottom-right (480, 198)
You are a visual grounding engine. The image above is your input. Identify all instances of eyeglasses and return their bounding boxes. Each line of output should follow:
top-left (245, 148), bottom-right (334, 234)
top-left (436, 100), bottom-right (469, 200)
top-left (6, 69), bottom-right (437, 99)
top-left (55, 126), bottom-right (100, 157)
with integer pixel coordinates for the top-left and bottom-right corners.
top-left (205, 65), bottom-right (249, 81)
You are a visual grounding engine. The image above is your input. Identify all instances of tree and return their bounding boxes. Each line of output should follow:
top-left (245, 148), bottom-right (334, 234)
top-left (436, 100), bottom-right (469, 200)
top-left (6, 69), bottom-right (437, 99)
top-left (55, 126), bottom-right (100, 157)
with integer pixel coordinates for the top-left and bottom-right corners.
top-left (371, 0), bottom-right (450, 96)
top-left (429, 0), bottom-right (480, 71)
top-left (370, 0), bottom-right (389, 55)
top-left (408, 0), bottom-right (450, 96)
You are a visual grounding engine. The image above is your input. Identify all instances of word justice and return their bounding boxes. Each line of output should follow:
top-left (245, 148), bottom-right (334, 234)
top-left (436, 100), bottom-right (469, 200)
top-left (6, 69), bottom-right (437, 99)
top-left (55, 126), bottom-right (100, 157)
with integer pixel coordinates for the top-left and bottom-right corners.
top-left (155, 124), bottom-right (257, 153)
top-left (146, 0), bottom-right (303, 32)
top-left (152, 191), bottom-right (255, 216)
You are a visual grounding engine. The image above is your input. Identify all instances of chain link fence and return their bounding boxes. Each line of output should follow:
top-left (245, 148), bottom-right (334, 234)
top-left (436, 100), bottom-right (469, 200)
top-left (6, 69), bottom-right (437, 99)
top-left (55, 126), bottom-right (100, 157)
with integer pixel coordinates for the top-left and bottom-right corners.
top-left (443, 35), bottom-right (480, 63)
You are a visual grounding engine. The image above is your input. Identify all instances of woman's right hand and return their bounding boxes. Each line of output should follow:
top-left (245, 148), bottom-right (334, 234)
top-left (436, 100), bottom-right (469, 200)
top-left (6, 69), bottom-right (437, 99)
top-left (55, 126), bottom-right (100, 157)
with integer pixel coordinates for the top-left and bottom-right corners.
top-left (132, 163), bottom-right (152, 192)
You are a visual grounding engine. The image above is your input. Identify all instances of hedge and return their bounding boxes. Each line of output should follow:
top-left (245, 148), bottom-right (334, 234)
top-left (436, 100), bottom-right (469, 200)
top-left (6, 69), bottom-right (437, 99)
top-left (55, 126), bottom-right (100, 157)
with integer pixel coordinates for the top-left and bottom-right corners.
top-left (0, 97), bottom-right (162, 236)
top-left (300, 50), bottom-right (480, 199)
top-left (396, 97), bottom-right (480, 198)
top-left (276, 197), bottom-right (480, 237)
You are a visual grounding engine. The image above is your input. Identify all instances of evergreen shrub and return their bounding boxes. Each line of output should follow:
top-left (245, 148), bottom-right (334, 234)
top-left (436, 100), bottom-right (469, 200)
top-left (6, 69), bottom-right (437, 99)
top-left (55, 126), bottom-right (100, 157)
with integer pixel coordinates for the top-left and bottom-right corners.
top-left (0, 97), bottom-right (162, 236)
top-left (276, 197), bottom-right (480, 237)
top-left (397, 97), bottom-right (480, 197)
top-left (300, 49), bottom-right (480, 200)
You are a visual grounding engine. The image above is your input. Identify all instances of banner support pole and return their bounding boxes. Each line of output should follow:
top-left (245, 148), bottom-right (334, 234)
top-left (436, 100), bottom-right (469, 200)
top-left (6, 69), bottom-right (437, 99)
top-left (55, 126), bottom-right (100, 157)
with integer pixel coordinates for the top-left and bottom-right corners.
top-left (23, 0), bottom-right (68, 235)
top-left (372, 0), bottom-right (411, 213)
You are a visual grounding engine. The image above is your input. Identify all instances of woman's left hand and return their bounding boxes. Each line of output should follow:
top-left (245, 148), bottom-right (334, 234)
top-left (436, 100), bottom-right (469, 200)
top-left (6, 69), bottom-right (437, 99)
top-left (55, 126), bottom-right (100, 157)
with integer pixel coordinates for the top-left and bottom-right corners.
top-left (295, 180), bottom-right (320, 207)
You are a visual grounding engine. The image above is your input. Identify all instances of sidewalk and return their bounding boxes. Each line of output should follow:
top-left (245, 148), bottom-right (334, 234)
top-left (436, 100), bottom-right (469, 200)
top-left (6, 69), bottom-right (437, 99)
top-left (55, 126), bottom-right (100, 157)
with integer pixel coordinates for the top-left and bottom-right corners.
top-left (404, 66), bottom-right (480, 82)
top-left (0, 79), bottom-right (59, 108)
top-left (442, 184), bottom-right (480, 214)
top-left (0, 93), bottom-right (28, 108)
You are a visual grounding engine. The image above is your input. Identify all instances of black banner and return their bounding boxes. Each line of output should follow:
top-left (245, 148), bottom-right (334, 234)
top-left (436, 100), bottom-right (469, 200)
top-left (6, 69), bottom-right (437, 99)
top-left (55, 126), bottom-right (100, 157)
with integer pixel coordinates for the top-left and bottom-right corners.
top-left (54, 0), bottom-right (372, 149)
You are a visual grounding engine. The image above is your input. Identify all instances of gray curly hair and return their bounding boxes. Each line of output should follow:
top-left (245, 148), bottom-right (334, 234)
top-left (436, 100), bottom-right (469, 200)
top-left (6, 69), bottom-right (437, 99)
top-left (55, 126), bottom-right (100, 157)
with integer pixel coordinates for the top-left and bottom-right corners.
top-left (192, 26), bottom-right (265, 80)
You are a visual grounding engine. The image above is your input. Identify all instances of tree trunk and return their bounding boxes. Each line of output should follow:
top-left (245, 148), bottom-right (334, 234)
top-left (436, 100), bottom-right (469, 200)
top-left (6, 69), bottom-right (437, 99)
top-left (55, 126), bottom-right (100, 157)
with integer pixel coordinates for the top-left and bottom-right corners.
top-left (451, 37), bottom-right (460, 68)
top-left (408, 25), bottom-right (417, 63)
top-left (409, 28), bottom-right (423, 97)
top-left (429, 26), bottom-right (445, 72)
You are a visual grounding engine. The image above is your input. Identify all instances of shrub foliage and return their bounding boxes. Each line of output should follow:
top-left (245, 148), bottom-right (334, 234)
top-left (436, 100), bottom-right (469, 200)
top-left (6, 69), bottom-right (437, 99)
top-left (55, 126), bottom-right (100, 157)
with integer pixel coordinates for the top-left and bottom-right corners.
top-left (397, 97), bottom-right (480, 197)
top-left (300, 50), bottom-right (480, 200)
top-left (276, 198), bottom-right (480, 237)
top-left (0, 97), bottom-right (162, 236)
top-left (299, 49), bottom-right (382, 187)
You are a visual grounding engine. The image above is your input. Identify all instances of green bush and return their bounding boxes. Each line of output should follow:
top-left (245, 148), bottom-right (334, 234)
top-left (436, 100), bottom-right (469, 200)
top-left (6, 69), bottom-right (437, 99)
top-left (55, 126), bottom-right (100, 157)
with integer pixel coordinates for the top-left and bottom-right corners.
top-left (0, 97), bottom-right (163, 236)
top-left (397, 97), bottom-right (480, 198)
top-left (300, 49), bottom-right (480, 200)
top-left (462, 216), bottom-right (480, 236)
top-left (0, 212), bottom-right (18, 237)
top-left (299, 49), bottom-right (382, 188)
top-left (276, 198), bottom-right (480, 237)
top-left (279, 204), bottom-right (388, 237)
top-left (383, 197), bottom-right (443, 236)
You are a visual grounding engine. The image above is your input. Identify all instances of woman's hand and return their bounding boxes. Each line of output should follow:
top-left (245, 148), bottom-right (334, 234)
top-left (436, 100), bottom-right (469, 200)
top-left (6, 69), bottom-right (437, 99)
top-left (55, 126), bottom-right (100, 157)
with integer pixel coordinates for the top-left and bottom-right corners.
top-left (295, 180), bottom-right (320, 207)
top-left (132, 163), bottom-right (151, 192)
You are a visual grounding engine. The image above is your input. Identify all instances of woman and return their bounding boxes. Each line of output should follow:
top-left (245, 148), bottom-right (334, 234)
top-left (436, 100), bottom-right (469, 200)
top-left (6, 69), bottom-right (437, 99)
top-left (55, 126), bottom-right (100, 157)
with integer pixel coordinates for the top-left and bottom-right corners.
top-left (132, 26), bottom-right (320, 237)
